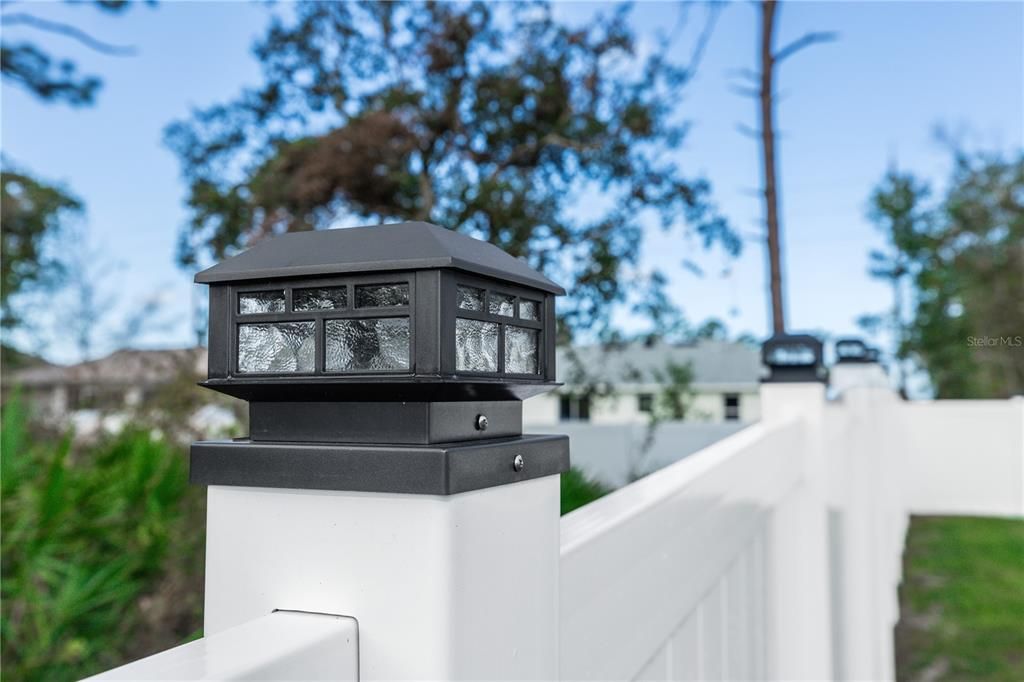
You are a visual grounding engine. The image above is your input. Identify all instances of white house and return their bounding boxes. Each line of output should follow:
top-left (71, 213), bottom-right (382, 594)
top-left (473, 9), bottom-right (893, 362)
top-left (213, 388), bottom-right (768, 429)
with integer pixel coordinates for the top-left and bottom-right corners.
top-left (523, 339), bottom-right (763, 426)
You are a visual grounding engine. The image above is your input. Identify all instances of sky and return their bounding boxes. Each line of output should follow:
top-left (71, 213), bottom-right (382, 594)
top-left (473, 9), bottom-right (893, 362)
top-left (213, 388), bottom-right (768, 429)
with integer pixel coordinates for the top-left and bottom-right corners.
top-left (2, 0), bottom-right (1022, 364)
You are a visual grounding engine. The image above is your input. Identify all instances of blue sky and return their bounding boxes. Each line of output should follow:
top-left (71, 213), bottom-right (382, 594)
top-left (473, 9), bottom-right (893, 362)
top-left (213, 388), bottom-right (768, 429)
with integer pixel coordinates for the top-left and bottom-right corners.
top-left (2, 1), bottom-right (1021, 364)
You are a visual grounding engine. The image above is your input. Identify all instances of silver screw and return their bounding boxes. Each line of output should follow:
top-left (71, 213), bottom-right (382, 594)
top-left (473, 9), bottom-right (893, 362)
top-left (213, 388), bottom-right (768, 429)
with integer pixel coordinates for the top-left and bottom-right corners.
top-left (513, 454), bottom-right (525, 472)
top-left (475, 414), bottom-right (488, 431)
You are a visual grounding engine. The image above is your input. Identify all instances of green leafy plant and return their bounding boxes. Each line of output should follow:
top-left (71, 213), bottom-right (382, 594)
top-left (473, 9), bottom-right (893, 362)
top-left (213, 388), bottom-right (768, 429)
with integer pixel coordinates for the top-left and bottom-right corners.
top-left (561, 467), bottom-right (611, 516)
top-left (1, 395), bottom-right (204, 681)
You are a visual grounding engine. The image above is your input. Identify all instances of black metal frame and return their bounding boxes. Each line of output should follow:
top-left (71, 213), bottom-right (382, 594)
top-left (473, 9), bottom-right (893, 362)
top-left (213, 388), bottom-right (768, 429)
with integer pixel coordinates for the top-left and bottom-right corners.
top-left (212, 270), bottom-right (553, 384)
top-left (229, 273), bottom-right (417, 378)
top-left (444, 271), bottom-right (546, 380)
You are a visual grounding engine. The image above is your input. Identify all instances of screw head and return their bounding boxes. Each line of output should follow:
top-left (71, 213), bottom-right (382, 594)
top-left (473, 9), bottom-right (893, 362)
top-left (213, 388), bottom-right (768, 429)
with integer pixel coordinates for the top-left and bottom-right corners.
top-left (513, 454), bottom-right (525, 472)
top-left (475, 414), bottom-right (488, 431)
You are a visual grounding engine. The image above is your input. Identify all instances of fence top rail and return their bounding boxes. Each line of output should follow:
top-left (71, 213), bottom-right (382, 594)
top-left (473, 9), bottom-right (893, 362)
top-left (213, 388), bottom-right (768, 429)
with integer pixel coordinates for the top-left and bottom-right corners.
top-left (560, 417), bottom-right (802, 555)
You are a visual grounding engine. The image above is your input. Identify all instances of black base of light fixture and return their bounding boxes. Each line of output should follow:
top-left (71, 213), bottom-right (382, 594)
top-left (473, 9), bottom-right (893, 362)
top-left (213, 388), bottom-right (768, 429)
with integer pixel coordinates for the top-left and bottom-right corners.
top-left (190, 434), bottom-right (570, 495)
top-left (248, 400), bottom-right (523, 444)
top-left (760, 367), bottom-right (829, 383)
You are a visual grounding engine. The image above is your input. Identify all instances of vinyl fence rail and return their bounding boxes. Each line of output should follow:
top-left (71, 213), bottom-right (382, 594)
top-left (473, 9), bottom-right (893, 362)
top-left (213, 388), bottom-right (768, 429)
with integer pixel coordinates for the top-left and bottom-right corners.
top-left (88, 364), bottom-right (1023, 681)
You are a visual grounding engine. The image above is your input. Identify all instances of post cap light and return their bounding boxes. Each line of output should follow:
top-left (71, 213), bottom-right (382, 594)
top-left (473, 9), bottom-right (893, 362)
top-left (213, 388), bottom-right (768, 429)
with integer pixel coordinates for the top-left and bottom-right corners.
top-left (761, 333), bottom-right (827, 383)
top-left (835, 337), bottom-right (872, 363)
top-left (190, 222), bottom-right (569, 495)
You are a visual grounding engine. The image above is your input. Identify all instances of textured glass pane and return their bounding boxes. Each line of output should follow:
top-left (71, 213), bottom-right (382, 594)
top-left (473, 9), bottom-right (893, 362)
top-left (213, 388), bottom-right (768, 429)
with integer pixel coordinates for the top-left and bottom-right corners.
top-left (239, 291), bottom-right (285, 314)
top-left (325, 318), bottom-right (409, 372)
top-left (519, 300), bottom-right (540, 321)
top-left (294, 286), bottom-right (348, 311)
top-left (505, 325), bottom-right (539, 374)
top-left (488, 294), bottom-right (515, 317)
top-left (766, 344), bottom-right (816, 366)
top-left (237, 322), bottom-right (314, 373)
top-left (455, 318), bottom-right (498, 372)
top-left (355, 283), bottom-right (409, 308)
top-left (457, 285), bottom-right (484, 311)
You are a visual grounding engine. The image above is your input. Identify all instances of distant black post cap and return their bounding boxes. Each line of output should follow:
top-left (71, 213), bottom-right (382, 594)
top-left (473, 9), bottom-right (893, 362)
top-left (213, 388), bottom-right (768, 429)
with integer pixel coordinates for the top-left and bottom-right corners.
top-left (761, 333), bottom-right (827, 383)
top-left (835, 337), bottom-right (872, 363)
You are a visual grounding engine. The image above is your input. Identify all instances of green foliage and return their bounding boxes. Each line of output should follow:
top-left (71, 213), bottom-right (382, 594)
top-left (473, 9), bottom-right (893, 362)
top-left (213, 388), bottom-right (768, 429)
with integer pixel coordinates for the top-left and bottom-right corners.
top-left (0, 1), bottom-right (147, 107)
top-left (1, 168), bottom-right (82, 327)
top-left (896, 515), bottom-right (1024, 681)
top-left (165, 1), bottom-right (737, 338)
top-left (865, 151), bottom-right (1024, 398)
top-left (1, 395), bottom-right (205, 681)
top-left (560, 467), bottom-right (611, 516)
top-left (649, 360), bottom-right (695, 422)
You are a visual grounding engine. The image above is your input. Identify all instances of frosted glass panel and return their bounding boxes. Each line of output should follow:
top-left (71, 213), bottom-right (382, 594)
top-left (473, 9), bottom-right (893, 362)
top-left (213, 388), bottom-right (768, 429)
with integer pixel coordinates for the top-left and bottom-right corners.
top-left (237, 322), bottom-right (315, 373)
top-left (238, 291), bottom-right (285, 314)
top-left (488, 294), bottom-right (515, 317)
top-left (294, 286), bottom-right (347, 311)
top-left (355, 283), bottom-right (409, 308)
top-left (456, 318), bottom-right (498, 372)
top-left (457, 285), bottom-right (484, 311)
top-left (519, 300), bottom-right (540, 321)
top-left (325, 318), bottom-right (409, 372)
top-left (505, 325), bottom-right (539, 374)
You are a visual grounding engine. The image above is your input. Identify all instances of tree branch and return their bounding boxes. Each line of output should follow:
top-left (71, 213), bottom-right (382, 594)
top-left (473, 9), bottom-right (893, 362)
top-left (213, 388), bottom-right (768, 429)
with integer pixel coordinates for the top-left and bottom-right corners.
top-left (1, 12), bottom-right (137, 56)
top-left (774, 30), bottom-right (838, 63)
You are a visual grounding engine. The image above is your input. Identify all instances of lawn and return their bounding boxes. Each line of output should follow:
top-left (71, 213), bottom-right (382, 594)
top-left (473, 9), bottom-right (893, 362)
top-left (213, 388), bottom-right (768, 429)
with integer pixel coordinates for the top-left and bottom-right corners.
top-left (895, 515), bottom-right (1024, 682)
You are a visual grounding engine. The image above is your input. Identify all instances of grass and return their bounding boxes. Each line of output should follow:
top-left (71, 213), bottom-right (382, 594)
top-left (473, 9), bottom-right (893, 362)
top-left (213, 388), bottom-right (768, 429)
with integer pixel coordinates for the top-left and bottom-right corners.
top-left (895, 515), bottom-right (1024, 682)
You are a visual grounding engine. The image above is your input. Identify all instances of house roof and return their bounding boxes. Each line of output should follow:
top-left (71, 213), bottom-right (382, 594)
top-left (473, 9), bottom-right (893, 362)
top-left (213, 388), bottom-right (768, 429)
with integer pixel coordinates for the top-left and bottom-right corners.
top-left (194, 221), bottom-right (566, 294)
top-left (9, 348), bottom-right (206, 387)
top-left (557, 339), bottom-right (764, 389)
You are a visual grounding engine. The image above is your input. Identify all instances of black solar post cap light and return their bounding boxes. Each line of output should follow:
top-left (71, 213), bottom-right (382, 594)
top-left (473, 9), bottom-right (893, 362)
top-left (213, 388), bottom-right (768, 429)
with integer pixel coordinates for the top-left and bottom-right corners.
top-left (835, 337), bottom-right (873, 364)
top-left (189, 221), bottom-right (569, 495)
top-left (761, 333), bottom-right (828, 383)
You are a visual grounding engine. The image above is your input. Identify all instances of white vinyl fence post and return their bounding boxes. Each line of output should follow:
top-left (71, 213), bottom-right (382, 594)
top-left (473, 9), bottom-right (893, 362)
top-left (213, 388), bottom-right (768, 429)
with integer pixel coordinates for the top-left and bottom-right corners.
top-left (203, 476), bottom-right (562, 681)
top-left (759, 335), bottom-right (833, 680)
top-left (830, 359), bottom-right (905, 682)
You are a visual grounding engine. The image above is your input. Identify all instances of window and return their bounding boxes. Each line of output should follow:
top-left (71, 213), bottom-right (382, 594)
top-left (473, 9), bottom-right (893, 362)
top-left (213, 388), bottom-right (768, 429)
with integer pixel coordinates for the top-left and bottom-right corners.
top-left (637, 393), bottom-right (654, 413)
top-left (238, 290), bottom-right (285, 314)
top-left (233, 277), bottom-right (412, 376)
top-left (724, 393), bottom-right (740, 421)
top-left (559, 394), bottom-right (591, 421)
top-left (454, 281), bottom-right (542, 376)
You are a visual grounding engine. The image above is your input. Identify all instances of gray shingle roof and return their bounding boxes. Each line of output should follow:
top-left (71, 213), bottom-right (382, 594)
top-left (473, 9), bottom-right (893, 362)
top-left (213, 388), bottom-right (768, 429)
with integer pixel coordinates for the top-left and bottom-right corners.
top-left (557, 340), bottom-right (763, 388)
top-left (194, 221), bottom-right (565, 294)
top-left (10, 348), bottom-right (205, 387)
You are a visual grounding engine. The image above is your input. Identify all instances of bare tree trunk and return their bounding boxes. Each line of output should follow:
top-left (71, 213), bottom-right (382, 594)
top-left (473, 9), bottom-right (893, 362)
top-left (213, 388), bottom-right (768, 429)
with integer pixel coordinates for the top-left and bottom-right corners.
top-left (759, 0), bottom-right (786, 334)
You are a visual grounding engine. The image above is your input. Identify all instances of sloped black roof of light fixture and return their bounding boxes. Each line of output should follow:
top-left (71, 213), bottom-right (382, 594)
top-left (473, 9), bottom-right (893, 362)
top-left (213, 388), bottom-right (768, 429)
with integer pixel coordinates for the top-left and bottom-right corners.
top-left (194, 221), bottom-right (565, 294)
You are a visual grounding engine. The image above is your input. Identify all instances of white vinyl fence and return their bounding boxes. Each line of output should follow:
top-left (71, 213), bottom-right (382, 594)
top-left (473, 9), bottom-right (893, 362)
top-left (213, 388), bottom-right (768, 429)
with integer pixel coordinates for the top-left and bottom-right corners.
top-left (90, 367), bottom-right (1023, 681)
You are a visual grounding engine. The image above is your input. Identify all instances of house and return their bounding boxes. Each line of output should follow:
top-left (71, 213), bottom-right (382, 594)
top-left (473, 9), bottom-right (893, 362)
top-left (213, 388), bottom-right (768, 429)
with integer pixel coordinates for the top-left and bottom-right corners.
top-left (523, 339), bottom-right (763, 426)
top-left (7, 339), bottom-right (763, 432)
top-left (7, 347), bottom-right (209, 425)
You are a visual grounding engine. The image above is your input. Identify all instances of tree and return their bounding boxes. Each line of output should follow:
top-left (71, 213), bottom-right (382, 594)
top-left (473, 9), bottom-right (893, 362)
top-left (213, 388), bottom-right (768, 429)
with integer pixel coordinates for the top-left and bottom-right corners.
top-left (862, 167), bottom-right (931, 395)
top-left (1, 0), bottom-right (144, 107)
top-left (863, 150), bottom-right (1024, 398)
top-left (165, 2), bottom-right (739, 339)
top-left (0, 169), bottom-right (82, 327)
top-left (1, 0), bottom-right (150, 335)
top-left (736, 1), bottom-right (835, 333)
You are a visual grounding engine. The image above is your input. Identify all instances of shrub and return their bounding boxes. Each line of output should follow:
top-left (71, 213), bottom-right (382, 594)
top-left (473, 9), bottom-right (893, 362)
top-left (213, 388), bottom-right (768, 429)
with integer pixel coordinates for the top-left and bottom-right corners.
top-left (1, 395), bottom-right (204, 681)
top-left (561, 467), bottom-right (611, 516)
